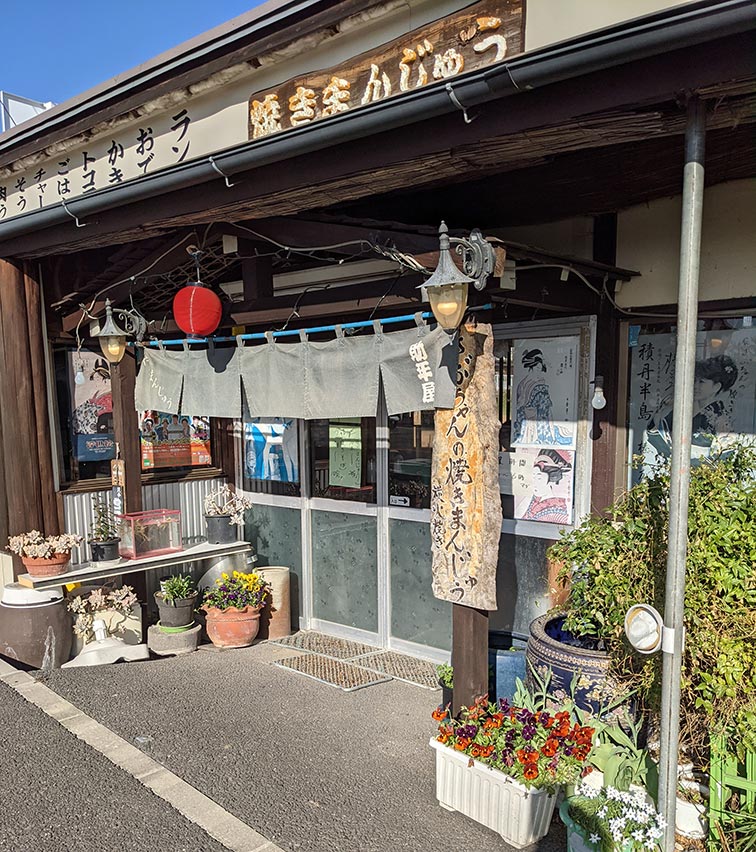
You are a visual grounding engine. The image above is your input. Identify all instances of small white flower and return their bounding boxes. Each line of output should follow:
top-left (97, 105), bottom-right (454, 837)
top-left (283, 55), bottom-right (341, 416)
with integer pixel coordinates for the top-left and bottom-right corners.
top-left (589, 834), bottom-right (600, 844)
top-left (597, 806), bottom-right (608, 819)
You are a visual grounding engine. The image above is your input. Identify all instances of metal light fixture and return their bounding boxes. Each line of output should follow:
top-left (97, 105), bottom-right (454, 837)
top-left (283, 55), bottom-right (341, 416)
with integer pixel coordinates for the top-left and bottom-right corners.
top-left (93, 298), bottom-right (147, 364)
top-left (420, 221), bottom-right (495, 330)
top-left (624, 604), bottom-right (665, 655)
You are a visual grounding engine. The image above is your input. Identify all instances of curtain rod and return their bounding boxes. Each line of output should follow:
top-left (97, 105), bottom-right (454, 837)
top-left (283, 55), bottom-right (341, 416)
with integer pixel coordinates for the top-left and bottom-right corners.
top-left (140, 304), bottom-right (494, 347)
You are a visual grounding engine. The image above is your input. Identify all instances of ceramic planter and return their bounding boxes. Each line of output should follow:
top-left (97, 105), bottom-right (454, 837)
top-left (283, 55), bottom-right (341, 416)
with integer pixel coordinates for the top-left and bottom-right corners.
top-left (430, 738), bottom-right (556, 849)
top-left (676, 780), bottom-right (709, 839)
top-left (21, 553), bottom-right (70, 578)
top-left (205, 514), bottom-right (239, 545)
top-left (89, 539), bottom-right (120, 563)
top-left (202, 604), bottom-right (261, 648)
top-left (154, 591), bottom-right (198, 629)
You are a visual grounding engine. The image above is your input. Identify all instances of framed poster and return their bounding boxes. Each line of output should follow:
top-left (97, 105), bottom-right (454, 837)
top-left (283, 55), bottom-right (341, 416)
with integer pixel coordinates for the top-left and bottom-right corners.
top-left (69, 351), bottom-right (115, 461)
top-left (512, 448), bottom-right (575, 524)
top-left (244, 418), bottom-right (299, 483)
top-left (511, 337), bottom-right (579, 450)
top-left (140, 411), bottom-right (212, 470)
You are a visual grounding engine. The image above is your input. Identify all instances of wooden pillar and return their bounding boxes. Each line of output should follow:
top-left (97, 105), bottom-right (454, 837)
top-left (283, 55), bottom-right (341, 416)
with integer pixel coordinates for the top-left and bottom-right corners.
top-left (0, 258), bottom-right (57, 575)
top-left (452, 604), bottom-right (489, 715)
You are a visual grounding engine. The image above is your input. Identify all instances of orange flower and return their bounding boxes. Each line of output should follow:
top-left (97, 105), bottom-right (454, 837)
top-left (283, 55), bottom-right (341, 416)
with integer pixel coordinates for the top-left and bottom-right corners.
top-left (540, 738), bottom-right (559, 758)
top-left (432, 708), bottom-right (447, 722)
top-left (523, 764), bottom-right (539, 781)
top-left (454, 738), bottom-right (471, 751)
top-left (480, 745), bottom-right (495, 758)
top-left (573, 746), bottom-right (590, 762)
top-left (470, 744), bottom-right (483, 758)
top-left (540, 712), bottom-right (554, 728)
top-left (556, 722), bottom-right (571, 738)
top-left (437, 733), bottom-right (449, 744)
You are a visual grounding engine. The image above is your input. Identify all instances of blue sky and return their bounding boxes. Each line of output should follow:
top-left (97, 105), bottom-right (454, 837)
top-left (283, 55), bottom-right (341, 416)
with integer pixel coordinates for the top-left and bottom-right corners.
top-left (1, 1), bottom-right (265, 106)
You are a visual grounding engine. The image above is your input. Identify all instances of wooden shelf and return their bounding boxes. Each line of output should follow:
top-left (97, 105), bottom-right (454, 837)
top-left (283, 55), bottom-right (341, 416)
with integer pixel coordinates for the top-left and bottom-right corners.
top-left (18, 541), bottom-right (252, 590)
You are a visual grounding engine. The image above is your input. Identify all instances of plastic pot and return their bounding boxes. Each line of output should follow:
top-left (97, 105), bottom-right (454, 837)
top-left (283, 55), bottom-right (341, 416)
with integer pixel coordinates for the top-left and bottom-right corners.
top-left (89, 539), bottom-right (120, 563)
top-left (205, 514), bottom-right (239, 545)
top-left (154, 591), bottom-right (198, 628)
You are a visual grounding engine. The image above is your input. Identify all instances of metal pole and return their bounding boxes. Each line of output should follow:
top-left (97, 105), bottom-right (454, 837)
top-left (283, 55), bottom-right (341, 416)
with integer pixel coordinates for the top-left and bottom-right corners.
top-left (658, 95), bottom-right (706, 852)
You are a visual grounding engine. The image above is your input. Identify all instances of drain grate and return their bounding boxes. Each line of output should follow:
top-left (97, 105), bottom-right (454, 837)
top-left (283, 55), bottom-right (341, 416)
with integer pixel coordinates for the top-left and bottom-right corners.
top-left (356, 651), bottom-right (440, 689)
top-left (274, 653), bottom-right (392, 691)
top-left (268, 632), bottom-right (378, 660)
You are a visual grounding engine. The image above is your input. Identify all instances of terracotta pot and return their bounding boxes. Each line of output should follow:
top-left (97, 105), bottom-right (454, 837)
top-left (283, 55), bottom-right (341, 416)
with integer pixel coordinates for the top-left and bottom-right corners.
top-left (202, 605), bottom-right (261, 648)
top-left (21, 553), bottom-right (71, 578)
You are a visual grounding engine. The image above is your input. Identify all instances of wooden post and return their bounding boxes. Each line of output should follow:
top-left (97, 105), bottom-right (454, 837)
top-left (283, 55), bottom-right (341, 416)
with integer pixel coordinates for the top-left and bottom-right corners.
top-left (452, 604), bottom-right (489, 715)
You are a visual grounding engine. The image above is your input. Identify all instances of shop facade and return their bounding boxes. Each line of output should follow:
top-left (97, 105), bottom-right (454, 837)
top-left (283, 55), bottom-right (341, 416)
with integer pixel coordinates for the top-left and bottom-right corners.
top-left (0, 0), bottom-right (753, 664)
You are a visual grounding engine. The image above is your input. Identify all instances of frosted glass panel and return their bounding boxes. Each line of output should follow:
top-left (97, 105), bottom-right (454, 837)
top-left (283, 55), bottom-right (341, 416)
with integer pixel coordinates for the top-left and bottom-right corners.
top-left (390, 519), bottom-right (451, 651)
top-left (245, 504), bottom-right (302, 628)
top-left (311, 511), bottom-right (378, 632)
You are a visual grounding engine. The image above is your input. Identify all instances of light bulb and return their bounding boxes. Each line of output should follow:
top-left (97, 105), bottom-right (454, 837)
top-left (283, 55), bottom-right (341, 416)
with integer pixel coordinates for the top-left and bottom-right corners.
top-left (591, 387), bottom-right (607, 410)
top-left (99, 334), bottom-right (126, 364)
top-left (435, 300), bottom-right (461, 317)
top-left (74, 366), bottom-right (86, 385)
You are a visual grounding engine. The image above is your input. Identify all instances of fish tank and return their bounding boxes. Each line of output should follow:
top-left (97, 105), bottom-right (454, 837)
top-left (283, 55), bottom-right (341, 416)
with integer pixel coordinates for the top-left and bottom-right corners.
top-left (117, 510), bottom-right (182, 560)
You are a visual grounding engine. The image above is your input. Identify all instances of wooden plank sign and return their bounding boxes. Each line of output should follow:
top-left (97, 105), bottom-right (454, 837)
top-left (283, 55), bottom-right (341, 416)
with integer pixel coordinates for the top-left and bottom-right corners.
top-left (111, 458), bottom-right (125, 518)
top-left (248, 1), bottom-right (524, 140)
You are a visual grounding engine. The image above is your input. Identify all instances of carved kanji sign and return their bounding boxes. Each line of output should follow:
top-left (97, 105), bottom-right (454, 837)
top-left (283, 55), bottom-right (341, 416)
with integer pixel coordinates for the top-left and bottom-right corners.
top-left (248, 1), bottom-right (524, 140)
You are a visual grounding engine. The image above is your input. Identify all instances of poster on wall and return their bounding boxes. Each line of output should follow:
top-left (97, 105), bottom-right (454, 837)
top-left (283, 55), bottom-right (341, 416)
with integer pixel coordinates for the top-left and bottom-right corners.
top-left (69, 351), bottom-right (116, 461)
top-left (244, 418), bottom-right (299, 482)
top-left (511, 337), bottom-right (579, 450)
top-left (629, 327), bottom-right (756, 481)
top-left (512, 448), bottom-right (575, 524)
top-left (140, 411), bottom-right (212, 470)
top-left (328, 420), bottom-right (362, 488)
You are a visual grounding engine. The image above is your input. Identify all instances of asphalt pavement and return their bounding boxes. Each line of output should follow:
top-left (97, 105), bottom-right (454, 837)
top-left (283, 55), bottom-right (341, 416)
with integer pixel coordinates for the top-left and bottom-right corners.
top-left (44, 643), bottom-right (567, 852)
top-left (0, 678), bottom-right (229, 852)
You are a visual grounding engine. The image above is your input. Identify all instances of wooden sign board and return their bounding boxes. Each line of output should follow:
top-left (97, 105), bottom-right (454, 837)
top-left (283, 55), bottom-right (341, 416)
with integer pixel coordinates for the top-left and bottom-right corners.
top-left (248, 1), bottom-right (524, 140)
top-left (111, 458), bottom-right (125, 517)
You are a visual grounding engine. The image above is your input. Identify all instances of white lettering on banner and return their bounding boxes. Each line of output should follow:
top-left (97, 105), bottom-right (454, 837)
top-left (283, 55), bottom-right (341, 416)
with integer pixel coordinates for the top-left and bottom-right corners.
top-left (148, 365), bottom-right (174, 411)
top-left (409, 340), bottom-right (435, 404)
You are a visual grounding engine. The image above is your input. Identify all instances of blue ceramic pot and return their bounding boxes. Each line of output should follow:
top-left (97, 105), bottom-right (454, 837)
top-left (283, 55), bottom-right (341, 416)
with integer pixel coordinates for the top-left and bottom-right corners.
top-left (526, 613), bottom-right (618, 714)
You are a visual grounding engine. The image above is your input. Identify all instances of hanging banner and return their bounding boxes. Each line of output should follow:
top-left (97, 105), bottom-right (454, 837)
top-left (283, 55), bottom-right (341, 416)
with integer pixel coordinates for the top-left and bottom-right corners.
top-left (512, 448), bottom-right (575, 524)
top-left (511, 337), bottom-right (579, 450)
top-left (244, 418), bottom-right (299, 482)
top-left (140, 411), bottom-right (211, 470)
top-left (328, 420), bottom-right (363, 488)
top-left (629, 326), bottom-right (756, 482)
top-left (134, 348), bottom-right (183, 414)
top-left (431, 324), bottom-right (500, 610)
top-left (69, 351), bottom-right (116, 462)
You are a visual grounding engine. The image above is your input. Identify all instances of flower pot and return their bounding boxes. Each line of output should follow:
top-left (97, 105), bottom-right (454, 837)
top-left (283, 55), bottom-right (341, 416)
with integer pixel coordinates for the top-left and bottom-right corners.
top-left (154, 592), bottom-right (198, 628)
top-left (527, 613), bottom-right (624, 716)
top-left (89, 539), bottom-right (120, 564)
top-left (21, 553), bottom-right (70, 578)
top-left (676, 780), bottom-right (708, 839)
top-left (202, 604), bottom-right (261, 648)
top-left (559, 799), bottom-right (635, 852)
top-left (430, 738), bottom-right (556, 849)
top-left (440, 684), bottom-right (453, 709)
top-left (205, 514), bottom-right (239, 545)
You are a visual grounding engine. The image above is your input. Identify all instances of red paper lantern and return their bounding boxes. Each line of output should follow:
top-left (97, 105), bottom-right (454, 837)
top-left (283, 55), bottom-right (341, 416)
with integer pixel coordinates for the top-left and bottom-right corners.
top-left (172, 284), bottom-right (222, 336)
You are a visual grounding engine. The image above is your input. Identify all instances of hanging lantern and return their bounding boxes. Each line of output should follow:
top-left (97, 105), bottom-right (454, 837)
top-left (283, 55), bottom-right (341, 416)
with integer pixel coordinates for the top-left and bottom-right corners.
top-left (172, 283), bottom-right (222, 337)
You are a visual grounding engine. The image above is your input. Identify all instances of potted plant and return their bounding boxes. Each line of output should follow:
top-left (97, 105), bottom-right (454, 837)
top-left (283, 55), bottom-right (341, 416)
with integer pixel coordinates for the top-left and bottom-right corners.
top-left (88, 497), bottom-right (120, 563)
top-left (675, 777), bottom-right (708, 840)
top-left (67, 584), bottom-right (140, 651)
top-left (430, 676), bottom-right (595, 849)
top-left (559, 782), bottom-right (665, 851)
top-left (154, 574), bottom-right (197, 629)
top-left (436, 662), bottom-right (453, 708)
top-left (203, 484), bottom-right (252, 544)
top-left (200, 570), bottom-right (270, 648)
top-left (8, 531), bottom-right (83, 578)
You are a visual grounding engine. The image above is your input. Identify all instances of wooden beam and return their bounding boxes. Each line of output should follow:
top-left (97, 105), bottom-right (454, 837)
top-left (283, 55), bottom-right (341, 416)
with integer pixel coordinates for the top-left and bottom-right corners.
top-left (452, 604), bottom-right (489, 715)
top-left (239, 239), bottom-right (273, 303)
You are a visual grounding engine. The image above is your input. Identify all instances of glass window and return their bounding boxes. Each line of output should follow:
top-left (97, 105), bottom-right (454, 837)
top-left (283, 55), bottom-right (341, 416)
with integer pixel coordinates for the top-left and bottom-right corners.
top-left (309, 418), bottom-right (376, 503)
top-left (388, 410), bottom-right (434, 509)
top-left (242, 417), bottom-right (301, 497)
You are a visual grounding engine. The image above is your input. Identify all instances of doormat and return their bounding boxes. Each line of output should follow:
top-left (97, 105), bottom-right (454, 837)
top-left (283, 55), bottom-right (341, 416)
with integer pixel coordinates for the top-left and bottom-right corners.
top-left (355, 651), bottom-right (440, 690)
top-left (274, 653), bottom-right (392, 692)
top-left (268, 632), bottom-right (377, 660)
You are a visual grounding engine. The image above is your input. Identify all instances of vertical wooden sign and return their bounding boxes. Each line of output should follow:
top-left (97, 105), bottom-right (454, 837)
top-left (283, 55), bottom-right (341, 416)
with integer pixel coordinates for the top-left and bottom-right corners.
top-left (111, 458), bottom-right (125, 518)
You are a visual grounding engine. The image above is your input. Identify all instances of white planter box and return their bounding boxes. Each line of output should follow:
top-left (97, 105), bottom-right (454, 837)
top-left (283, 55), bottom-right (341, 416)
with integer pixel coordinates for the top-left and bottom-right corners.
top-left (430, 738), bottom-right (557, 849)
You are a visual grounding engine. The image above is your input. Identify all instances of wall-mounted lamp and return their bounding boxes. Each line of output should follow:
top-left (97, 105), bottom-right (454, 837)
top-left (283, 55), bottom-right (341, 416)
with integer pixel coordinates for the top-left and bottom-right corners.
top-left (591, 375), bottom-right (607, 410)
top-left (92, 298), bottom-right (147, 364)
top-left (420, 221), bottom-right (495, 330)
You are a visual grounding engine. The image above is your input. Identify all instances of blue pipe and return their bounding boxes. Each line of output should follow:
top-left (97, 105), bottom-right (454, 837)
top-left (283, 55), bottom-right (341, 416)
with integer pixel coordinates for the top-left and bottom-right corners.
top-left (140, 304), bottom-right (493, 347)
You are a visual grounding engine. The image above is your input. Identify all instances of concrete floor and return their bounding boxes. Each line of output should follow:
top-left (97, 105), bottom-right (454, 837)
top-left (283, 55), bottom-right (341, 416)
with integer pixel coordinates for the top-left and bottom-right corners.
top-left (45, 642), bottom-right (567, 852)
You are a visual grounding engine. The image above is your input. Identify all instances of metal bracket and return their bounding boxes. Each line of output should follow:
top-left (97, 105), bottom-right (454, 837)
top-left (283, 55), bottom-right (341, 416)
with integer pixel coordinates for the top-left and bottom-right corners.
top-left (60, 197), bottom-right (86, 228)
top-left (451, 229), bottom-right (496, 291)
top-left (445, 83), bottom-right (475, 125)
top-left (208, 157), bottom-right (237, 188)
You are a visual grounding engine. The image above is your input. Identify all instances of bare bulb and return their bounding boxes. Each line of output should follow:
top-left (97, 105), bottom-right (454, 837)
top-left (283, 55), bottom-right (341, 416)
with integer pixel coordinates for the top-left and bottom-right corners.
top-left (435, 300), bottom-right (461, 317)
top-left (591, 387), bottom-right (607, 410)
top-left (74, 366), bottom-right (86, 386)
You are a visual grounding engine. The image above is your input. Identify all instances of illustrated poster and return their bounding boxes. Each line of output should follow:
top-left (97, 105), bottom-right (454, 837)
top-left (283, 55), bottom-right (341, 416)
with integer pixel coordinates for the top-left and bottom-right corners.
top-left (511, 337), bottom-right (579, 450)
top-left (244, 418), bottom-right (299, 483)
top-left (69, 351), bottom-right (116, 461)
top-left (328, 420), bottom-right (362, 488)
top-left (512, 448), bottom-right (575, 525)
top-left (629, 327), bottom-right (756, 482)
top-left (140, 411), bottom-right (211, 470)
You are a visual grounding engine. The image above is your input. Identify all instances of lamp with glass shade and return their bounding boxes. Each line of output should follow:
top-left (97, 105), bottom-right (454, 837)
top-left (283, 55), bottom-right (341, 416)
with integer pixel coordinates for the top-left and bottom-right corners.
top-left (92, 298), bottom-right (147, 364)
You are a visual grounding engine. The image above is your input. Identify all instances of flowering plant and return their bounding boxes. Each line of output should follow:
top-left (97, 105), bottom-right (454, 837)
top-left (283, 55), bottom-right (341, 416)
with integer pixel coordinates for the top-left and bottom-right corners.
top-left (201, 571), bottom-right (270, 611)
top-left (67, 584), bottom-right (139, 641)
top-left (203, 485), bottom-right (252, 526)
top-left (432, 691), bottom-right (595, 791)
top-left (8, 531), bottom-right (83, 560)
top-left (567, 782), bottom-right (664, 850)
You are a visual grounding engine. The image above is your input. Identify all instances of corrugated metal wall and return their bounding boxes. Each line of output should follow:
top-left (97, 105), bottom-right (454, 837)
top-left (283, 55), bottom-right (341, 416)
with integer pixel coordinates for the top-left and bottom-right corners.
top-left (63, 478), bottom-right (224, 565)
